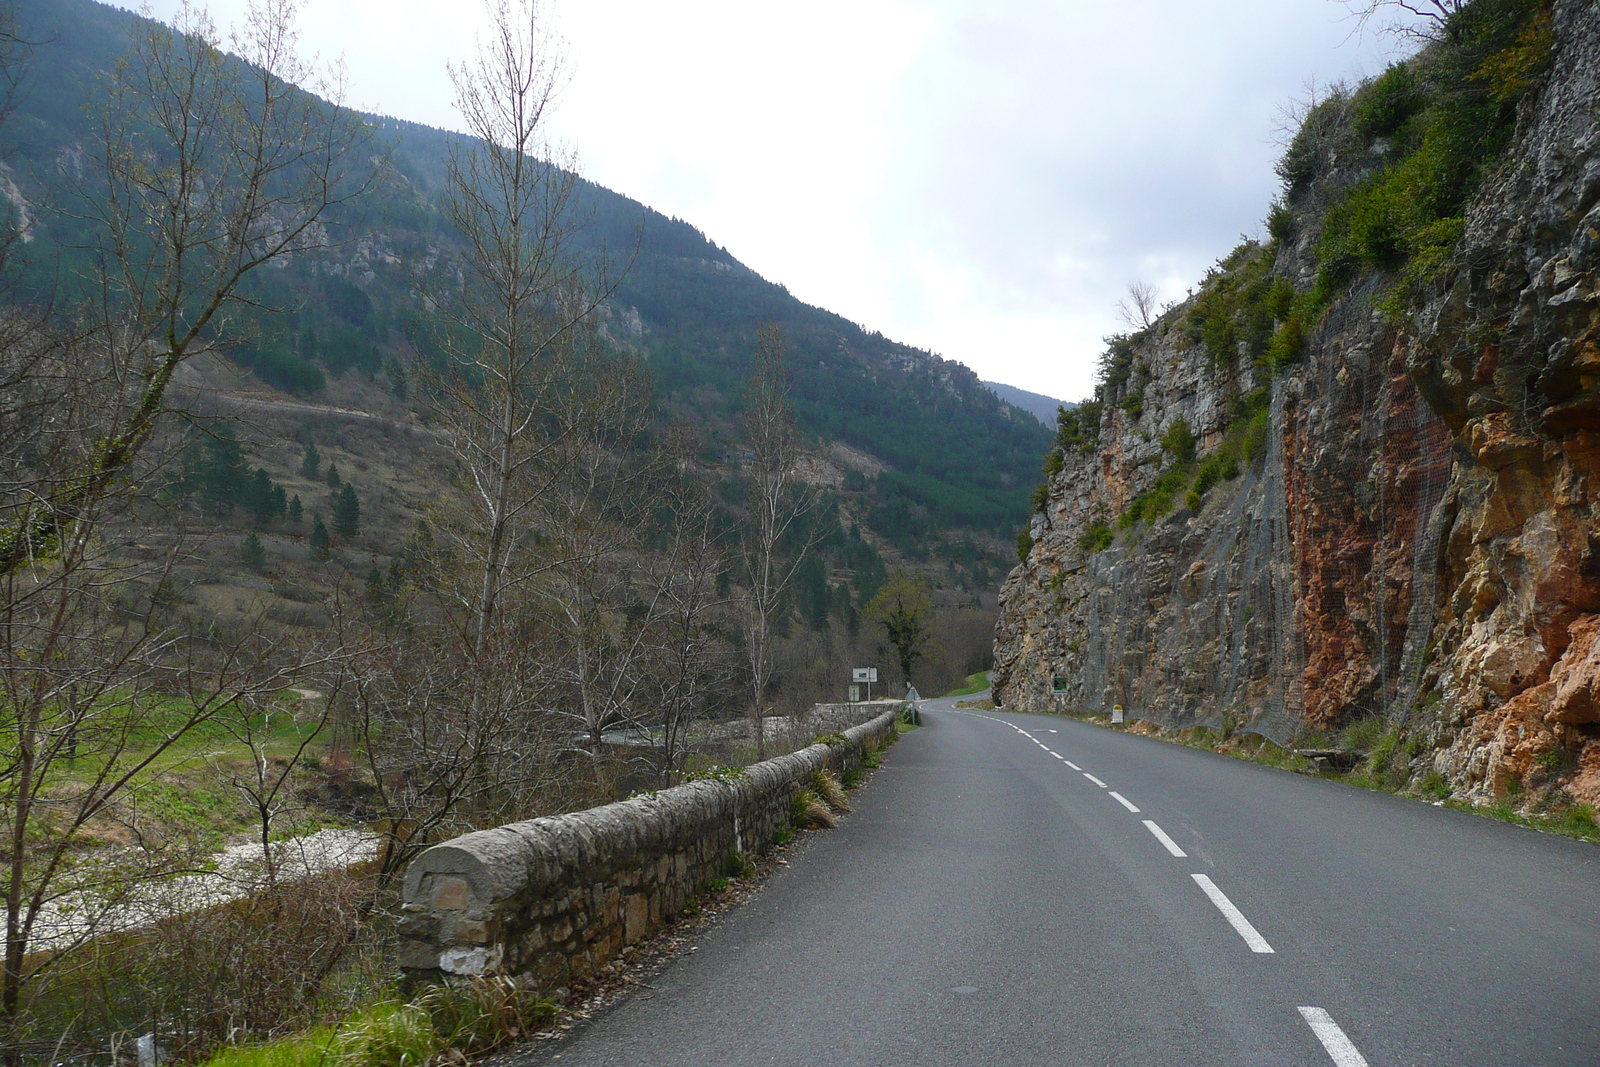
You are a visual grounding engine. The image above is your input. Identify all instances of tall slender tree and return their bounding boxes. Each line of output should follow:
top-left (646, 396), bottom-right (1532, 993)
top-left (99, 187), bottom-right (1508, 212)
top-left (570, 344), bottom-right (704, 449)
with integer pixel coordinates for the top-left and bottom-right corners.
top-left (737, 325), bottom-right (818, 757)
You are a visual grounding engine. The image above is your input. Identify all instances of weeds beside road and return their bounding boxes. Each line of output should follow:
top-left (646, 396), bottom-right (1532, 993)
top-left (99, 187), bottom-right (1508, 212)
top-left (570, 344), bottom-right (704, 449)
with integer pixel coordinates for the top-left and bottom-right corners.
top-left (1024, 707), bottom-right (1600, 847)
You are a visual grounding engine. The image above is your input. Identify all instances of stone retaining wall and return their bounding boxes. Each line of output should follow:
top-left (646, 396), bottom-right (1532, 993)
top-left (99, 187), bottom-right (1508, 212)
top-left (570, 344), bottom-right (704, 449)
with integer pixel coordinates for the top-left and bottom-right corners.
top-left (397, 708), bottom-right (900, 986)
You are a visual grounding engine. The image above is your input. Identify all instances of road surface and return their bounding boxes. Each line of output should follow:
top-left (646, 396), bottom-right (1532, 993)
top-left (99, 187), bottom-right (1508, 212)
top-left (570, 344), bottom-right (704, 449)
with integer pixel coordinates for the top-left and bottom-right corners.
top-left (518, 694), bottom-right (1600, 1066)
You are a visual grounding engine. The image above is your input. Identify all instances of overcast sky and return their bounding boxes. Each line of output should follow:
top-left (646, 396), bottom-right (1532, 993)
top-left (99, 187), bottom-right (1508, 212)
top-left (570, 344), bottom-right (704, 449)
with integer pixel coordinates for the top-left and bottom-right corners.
top-left (141, 0), bottom-right (1414, 401)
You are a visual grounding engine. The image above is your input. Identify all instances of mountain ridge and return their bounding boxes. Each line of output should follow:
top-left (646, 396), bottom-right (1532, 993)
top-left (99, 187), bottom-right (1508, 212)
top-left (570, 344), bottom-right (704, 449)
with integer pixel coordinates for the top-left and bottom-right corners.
top-left (0, 0), bottom-right (1052, 548)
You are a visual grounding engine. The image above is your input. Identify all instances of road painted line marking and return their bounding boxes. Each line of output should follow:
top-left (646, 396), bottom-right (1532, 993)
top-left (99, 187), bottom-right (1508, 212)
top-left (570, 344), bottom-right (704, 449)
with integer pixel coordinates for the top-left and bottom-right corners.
top-left (1083, 773), bottom-right (1108, 788)
top-left (1192, 874), bottom-right (1274, 953)
top-left (1109, 791), bottom-right (1140, 812)
top-left (1142, 820), bottom-right (1187, 857)
top-left (1065, 760), bottom-right (1082, 771)
top-left (1297, 1007), bottom-right (1370, 1067)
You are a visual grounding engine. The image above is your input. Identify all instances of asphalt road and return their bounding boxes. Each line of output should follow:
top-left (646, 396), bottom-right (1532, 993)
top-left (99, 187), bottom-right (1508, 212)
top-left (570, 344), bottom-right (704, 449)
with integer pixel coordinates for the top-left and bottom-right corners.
top-left (519, 695), bottom-right (1600, 1066)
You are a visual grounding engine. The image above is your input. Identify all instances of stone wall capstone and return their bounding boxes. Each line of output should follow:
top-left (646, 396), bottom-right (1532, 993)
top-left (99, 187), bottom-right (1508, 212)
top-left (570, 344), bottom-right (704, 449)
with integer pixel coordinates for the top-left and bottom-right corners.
top-left (397, 707), bottom-right (900, 987)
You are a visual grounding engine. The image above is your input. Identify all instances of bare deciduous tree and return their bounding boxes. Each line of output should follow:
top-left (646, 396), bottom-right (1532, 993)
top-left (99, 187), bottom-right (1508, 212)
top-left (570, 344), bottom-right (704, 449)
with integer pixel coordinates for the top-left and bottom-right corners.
top-left (348, 0), bottom-right (637, 864)
top-left (637, 429), bottom-right (736, 778)
top-left (737, 325), bottom-right (818, 758)
top-left (1116, 281), bottom-right (1163, 332)
top-left (1342, 0), bottom-right (1468, 40)
top-left (421, 0), bottom-right (598, 663)
top-left (0, 2), bottom-right (372, 1056)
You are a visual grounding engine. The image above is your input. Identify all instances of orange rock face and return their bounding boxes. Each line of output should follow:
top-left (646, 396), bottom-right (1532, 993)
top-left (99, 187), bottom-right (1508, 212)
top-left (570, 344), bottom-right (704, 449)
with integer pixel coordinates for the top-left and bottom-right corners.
top-left (994, 2), bottom-right (1600, 809)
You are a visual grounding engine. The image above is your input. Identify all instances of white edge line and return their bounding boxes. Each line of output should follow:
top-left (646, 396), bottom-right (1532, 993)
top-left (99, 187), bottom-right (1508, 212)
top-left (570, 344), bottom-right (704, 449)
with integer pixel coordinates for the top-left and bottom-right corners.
top-left (1142, 820), bottom-right (1187, 857)
top-left (1083, 773), bottom-right (1108, 788)
top-left (1191, 873), bottom-right (1274, 953)
top-left (1297, 1007), bottom-right (1370, 1067)
top-left (1108, 791), bottom-right (1141, 813)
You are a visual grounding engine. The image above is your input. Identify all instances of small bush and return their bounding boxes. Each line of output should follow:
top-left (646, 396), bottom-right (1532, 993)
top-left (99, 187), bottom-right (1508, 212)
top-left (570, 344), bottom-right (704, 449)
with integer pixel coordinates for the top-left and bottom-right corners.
top-left (1277, 93), bottom-right (1348, 194)
top-left (726, 849), bottom-right (757, 878)
top-left (207, 1003), bottom-right (439, 1067)
top-left (1080, 523), bottom-right (1113, 554)
top-left (859, 742), bottom-right (882, 769)
top-left (1366, 727), bottom-right (1403, 777)
top-left (1266, 200), bottom-right (1294, 244)
top-left (790, 789), bottom-right (837, 829)
top-left (1161, 419), bottom-right (1196, 465)
top-left (1353, 62), bottom-right (1426, 144)
top-left (1056, 401), bottom-right (1103, 454)
top-left (1553, 804), bottom-right (1598, 838)
top-left (1016, 526), bottom-right (1034, 563)
top-left (417, 976), bottom-right (557, 1055)
top-left (1118, 463), bottom-right (1193, 530)
top-left (812, 769), bottom-right (850, 813)
top-left (1339, 716), bottom-right (1388, 752)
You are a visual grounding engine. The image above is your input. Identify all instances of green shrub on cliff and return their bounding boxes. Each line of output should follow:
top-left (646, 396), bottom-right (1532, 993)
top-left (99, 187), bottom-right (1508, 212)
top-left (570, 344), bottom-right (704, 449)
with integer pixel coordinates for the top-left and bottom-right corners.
top-left (1117, 462), bottom-right (1193, 530)
top-left (1308, 0), bottom-right (1555, 307)
top-left (1181, 241), bottom-right (1296, 373)
top-left (1055, 400), bottom-right (1103, 454)
top-left (1080, 523), bottom-right (1113, 554)
top-left (1161, 419), bottom-right (1196, 465)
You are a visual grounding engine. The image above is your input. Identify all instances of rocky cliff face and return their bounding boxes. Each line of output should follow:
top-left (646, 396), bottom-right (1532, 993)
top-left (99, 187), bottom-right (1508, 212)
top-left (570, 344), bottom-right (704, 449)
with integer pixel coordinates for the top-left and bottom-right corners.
top-left (994, 0), bottom-right (1600, 807)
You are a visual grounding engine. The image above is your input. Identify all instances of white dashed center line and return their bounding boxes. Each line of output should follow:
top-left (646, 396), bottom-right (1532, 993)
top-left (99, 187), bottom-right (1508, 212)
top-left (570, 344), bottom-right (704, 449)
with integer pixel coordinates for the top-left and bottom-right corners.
top-left (1192, 873), bottom-right (1275, 953)
top-left (1142, 820), bottom-right (1188, 857)
top-left (959, 707), bottom-right (1357, 1059)
top-left (1298, 1007), bottom-right (1370, 1067)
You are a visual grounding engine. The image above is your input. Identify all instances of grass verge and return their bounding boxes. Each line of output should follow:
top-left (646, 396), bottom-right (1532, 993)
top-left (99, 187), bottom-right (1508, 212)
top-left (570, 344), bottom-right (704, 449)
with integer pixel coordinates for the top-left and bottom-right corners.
top-left (944, 671), bottom-right (990, 697)
top-left (1045, 708), bottom-right (1600, 847)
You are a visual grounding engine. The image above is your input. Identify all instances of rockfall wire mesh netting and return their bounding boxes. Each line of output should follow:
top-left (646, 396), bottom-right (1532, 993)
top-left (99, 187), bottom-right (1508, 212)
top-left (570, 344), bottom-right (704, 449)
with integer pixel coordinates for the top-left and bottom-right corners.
top-left (1075, 349), bottom-right (1452, 747)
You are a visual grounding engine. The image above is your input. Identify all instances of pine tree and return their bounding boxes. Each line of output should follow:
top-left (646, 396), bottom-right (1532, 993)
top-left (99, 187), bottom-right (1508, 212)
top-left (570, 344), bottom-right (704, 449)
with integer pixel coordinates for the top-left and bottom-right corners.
top-left (241, 530), bottom-right (266, 571)
top-left (246, 468), bottom-right (275, 525)
top-left (310, 514), bottom-right (331, 557)
top-left (200, 428), bottom-right (248, 516)
top-left (272, 483), bottom-right (288, 520)
top-left (326, 462), bottom-right (341, 488)
top-left (332, 483), bottom-right (361, 538)
top-left (287, 494), bottom-right (303, 525)
top-left (300, 441), bottom-right (321, 479)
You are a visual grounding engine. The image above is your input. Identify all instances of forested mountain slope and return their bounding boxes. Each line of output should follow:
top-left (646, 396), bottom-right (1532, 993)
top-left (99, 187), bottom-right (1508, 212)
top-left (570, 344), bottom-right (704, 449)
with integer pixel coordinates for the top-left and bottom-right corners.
top-left (0, 0), bottom-right (1050, 547)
